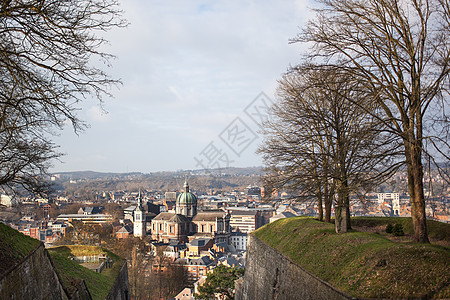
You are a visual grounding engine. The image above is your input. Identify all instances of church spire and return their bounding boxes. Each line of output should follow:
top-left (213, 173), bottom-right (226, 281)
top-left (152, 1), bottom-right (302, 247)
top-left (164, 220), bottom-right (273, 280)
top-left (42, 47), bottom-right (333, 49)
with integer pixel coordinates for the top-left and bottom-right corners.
top-left (184, 176), bottom-right (189, 193)
top-left (137, 189), bottom-right (142, 207)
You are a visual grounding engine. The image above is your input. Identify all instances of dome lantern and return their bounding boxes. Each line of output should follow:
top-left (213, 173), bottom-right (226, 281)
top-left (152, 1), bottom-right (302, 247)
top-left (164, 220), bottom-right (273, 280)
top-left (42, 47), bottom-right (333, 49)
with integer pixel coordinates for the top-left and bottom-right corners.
top-left (176, 179), bottom-right (197, 217)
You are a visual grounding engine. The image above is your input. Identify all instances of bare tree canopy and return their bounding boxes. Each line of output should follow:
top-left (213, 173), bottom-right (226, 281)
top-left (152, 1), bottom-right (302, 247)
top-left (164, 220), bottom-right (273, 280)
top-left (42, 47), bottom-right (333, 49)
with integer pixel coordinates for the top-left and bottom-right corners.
top-left (0, 0), bottom-right (126, 194)
top-left (294, 0), bottom-right (450, 242)
top-left (259, 65), bottom-right (401, 232)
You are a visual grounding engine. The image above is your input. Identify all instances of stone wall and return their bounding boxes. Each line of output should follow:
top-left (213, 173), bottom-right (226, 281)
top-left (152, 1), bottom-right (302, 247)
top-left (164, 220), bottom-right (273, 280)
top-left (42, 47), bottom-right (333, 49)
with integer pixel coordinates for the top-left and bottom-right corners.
top-left (67, 279), bottom-right (92, 300)
top-left (235, 234), bottom-right (354, 300)
top-left (0, 236), bottom-right (129, 300)
top-left (0, 243), bottom-right (68, 300)
top-left (106, 261), bottom-right (130, 300)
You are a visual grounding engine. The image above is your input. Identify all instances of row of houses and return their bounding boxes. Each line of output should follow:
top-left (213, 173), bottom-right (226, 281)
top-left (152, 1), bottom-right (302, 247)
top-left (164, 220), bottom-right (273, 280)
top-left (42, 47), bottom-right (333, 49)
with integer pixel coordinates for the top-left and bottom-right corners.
top-left (8, 217), bottom-right (68, 244)
top-left (151, 237), bottom-right (245, 283)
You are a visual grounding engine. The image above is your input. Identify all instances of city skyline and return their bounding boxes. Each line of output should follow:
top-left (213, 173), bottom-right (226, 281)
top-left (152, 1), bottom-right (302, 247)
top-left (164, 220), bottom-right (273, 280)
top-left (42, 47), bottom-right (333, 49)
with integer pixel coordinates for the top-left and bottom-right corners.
top-left (50, 0), bottom-right (312, 173)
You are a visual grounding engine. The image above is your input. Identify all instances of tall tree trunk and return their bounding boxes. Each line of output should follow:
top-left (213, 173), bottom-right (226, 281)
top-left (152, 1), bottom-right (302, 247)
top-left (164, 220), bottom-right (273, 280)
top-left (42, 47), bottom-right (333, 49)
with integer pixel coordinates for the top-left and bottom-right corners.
top-left (345, 196), bottom-right (351, 230)
top-left (325, 198), bottom-right (332, 223)
top-left (403, 105), bottom-right (429, 243)
top-left (410, 144), bottom-right (429, 243)
top-left (335, 205), bottom-right (347, 233)
top-left (317, 185), bottom-right (324, 221)
top-left (335, 180), bottom-right (348, 233)
top-left (324, 181), bottom-right (332, 223)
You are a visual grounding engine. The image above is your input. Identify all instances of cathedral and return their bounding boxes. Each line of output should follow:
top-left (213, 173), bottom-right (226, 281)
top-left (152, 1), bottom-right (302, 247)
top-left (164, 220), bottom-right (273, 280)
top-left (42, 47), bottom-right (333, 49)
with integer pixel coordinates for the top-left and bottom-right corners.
top-left (150, 180), bottom-right (231, 243)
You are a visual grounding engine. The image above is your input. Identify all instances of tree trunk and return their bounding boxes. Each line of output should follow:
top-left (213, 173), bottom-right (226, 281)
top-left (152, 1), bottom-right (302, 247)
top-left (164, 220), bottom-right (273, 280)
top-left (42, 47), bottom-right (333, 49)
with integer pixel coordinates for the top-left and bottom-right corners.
top-left (404, 117), bottom-right (429, 243)
top-left (317, 186), bottom-right (324, 221)
top-left (335, 204), bottom-right (347, 233)
top-left (410, 145), bottom-right (429, 243)
top-left (324, 166), bottom-right (332, 223)
top-left (345, 196), bottom-right (351, 230)
top-left (335, 179), bottom-right (348, 233)
top-left (324, 193), bottom-right (332, 223)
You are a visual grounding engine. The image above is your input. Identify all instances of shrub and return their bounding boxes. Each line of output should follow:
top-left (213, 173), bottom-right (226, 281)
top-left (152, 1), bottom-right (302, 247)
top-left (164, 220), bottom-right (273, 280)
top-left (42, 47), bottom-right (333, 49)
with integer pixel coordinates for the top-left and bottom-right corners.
top-left (386, 224), bottom-right (393, 234)
top-left (392, 224), bottom-right (404, 236)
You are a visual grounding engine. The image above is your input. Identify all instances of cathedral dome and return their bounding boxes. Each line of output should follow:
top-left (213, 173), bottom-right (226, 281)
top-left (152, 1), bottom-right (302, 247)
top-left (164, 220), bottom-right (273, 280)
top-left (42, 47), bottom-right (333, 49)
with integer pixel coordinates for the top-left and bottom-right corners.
top-left (176, 180), bottom-right (197, 205)
top-left (177, 192), bottom-right (197, 205)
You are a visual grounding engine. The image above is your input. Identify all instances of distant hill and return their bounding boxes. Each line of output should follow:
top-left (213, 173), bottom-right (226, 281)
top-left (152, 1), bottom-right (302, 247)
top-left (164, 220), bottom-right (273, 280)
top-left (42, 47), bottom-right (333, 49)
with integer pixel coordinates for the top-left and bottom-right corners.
top-left (52, 167), bottom-right (264, 193)
top-left (53, 166), bottom-right (263, 180)
top-left (53, 170), bottom-right (142, 180)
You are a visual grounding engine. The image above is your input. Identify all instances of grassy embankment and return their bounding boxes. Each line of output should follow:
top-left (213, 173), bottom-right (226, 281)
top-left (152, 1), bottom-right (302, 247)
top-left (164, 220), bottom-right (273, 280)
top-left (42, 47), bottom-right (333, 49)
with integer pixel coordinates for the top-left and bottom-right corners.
top-left (47, 245), bottom-right (125, 300)
top-left (253, 216), bottom-right (450, 299)
top-left (0, 223), bottom-right (41, 276)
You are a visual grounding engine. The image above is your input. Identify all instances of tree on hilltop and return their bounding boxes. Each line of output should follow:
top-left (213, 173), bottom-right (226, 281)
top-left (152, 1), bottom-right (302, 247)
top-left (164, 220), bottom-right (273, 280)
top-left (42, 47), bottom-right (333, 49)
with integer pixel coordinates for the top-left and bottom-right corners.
top-left (295, 0), bottom-right (450, 242)
top-left (259, 65), bottom-right (401, 233)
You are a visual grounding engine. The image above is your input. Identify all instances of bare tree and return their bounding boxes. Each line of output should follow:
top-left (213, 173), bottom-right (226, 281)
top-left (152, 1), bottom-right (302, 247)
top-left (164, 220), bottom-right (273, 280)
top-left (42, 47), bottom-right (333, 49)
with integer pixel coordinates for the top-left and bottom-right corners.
top-left (259, 113), bottom-right (335, 223)
top-left (296, 0), bottom-right (449, 242)
top-left (0, 0), bottom-right (126, 193)
top-left (259, 65), bottom-right (401, 233)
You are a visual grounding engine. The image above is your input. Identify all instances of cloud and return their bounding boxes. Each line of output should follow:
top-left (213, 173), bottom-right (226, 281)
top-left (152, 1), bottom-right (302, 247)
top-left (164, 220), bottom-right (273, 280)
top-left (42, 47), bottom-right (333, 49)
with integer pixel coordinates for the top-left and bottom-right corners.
top-left (51, 0), bottom-right (315, 173)
top-left (86, 106), bottom-right (110, 123)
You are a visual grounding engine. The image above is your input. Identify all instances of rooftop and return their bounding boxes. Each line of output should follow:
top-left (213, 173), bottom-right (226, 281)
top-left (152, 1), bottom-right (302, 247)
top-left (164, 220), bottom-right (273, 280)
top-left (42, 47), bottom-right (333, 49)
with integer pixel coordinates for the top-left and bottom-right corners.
top-left (192, 211), bottom-right (227, 221)
top-left (190, 238), bottom-right (211, 247)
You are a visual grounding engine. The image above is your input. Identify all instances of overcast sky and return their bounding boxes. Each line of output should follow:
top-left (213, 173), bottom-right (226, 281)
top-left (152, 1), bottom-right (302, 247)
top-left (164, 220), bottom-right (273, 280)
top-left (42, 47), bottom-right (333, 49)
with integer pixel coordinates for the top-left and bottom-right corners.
top-left (50, 0), bottom-right (313, 174)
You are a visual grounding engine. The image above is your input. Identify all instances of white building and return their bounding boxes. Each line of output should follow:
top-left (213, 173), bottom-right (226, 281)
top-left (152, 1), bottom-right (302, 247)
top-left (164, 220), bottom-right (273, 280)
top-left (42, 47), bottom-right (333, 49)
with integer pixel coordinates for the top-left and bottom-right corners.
top-left (377, 193), bottom-right (400, 215)
top-left (229, 232), bottom-right (248, 251)
top-left (56, 214), bottom-right (112, 223)
top-left (0, 194), bottom-right (13, 207)
top-left (229, 210), bottom-right (257, 233)
top-left (134, 196), bottom-right (146, 238)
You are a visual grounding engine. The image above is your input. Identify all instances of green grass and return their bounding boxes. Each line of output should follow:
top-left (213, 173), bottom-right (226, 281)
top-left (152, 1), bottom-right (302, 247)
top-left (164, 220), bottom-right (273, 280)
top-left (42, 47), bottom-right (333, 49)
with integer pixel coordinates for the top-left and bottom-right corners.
top-left (253, 217), bottom-right (450, 299)
top-left (0, 224), bottom-right (126, 299)
top-left (64, 245), bottom-right (107, 257)
top-left (100, 249), bottom-right (126, 283)
top-left (47, 245), bottom-right (125, 300)
top-left (351, 216), bottom-right (450, 243)
top-left (0, 223), bottom-right (41, 275)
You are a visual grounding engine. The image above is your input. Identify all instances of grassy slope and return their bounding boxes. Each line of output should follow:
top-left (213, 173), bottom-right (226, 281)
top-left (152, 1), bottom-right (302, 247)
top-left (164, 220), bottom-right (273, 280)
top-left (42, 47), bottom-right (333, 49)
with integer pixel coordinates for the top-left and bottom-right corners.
top-left (47, 245), bottom-right (125, 300)
top-left (253, 217), bottom-right (450, 299)
top-left (351, 217), bottom-right (450, 244)
top-left (0, 223), bottom-right (41, 276)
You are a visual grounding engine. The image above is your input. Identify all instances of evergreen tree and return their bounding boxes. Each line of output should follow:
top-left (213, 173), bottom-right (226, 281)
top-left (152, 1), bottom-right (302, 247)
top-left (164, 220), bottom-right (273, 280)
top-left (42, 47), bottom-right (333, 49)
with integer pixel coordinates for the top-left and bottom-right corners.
top-left (196, 265), bottom-right (244, 300)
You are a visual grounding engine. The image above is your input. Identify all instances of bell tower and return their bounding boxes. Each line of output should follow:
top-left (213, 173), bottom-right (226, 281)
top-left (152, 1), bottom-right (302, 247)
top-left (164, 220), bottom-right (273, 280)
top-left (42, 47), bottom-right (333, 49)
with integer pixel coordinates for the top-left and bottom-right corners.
top-left (134, 191), bottom-right (146, 238)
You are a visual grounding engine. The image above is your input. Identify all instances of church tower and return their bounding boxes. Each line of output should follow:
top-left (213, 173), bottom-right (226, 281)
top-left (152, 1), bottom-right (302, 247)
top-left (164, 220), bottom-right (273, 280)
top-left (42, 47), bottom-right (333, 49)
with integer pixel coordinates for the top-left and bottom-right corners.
top-left (134, 192), bottom-right (146, 238)
top-left (176, 179), bottom-right (197, 218)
